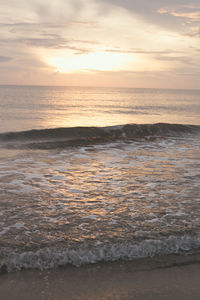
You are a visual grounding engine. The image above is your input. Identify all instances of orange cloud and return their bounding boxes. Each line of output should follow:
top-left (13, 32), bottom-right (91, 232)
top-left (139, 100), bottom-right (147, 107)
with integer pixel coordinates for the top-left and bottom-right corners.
top-left (158, 5), bottom-right (200, 20)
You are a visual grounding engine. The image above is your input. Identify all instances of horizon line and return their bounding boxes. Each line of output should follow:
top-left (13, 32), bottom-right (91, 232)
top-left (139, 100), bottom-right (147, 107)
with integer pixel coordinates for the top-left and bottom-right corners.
top-left (0, 84), bottom-right (200, 91)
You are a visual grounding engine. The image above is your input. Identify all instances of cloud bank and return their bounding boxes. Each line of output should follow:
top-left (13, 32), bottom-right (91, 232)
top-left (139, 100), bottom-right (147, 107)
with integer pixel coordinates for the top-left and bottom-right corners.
top-left (0, 0), bottom-right (199, 88)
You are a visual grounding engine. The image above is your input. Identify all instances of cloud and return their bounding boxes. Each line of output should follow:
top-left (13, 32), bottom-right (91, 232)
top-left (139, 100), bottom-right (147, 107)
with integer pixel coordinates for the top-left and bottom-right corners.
top-left (0, 0), bottom-right (199, 88)
top-left (158, 5), bottom-right (200, 20)
top-left (0, 20), bottom-right (96, 29)
top-left (186, 26), bottom-right (200, 38)
top-left (0, 56), bottom-right (12, 62)
top-left (101, 0), bottom-right (200, 40)
top-left (158, 4), bottom-right (200, 38)
top-left (0, 23), bottom-right (99, 56)
top-left (154, 54), bottom-right (197, 66)
top-left (100, 0), bottom-right (190, 30)
top-left (15, 37), bottom-right (92, 54)
top-left (105, 48), bottom-right (179, 55)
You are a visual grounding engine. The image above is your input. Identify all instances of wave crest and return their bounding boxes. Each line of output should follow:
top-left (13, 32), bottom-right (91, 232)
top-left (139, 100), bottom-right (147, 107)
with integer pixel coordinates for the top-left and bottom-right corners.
top-left (0, 123), bottom-right (199, 149)
top-left (1, 234), bottom-right (200, 272)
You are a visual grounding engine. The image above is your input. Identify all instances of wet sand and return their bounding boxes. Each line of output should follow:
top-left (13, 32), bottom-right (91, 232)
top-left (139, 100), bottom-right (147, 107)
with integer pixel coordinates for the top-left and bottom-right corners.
top-left (0, 252), bottom-right (200, 300)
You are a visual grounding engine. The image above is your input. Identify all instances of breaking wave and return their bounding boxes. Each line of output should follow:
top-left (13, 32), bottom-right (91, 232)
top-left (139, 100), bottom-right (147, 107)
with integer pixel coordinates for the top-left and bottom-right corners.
top-left (1, 234), bottom-right (200, 272)
top-left (0, 123), bottom-right (199, 150)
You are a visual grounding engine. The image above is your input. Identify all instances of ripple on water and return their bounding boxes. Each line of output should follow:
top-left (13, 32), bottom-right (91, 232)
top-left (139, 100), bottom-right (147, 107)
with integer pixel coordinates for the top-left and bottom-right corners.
top-left (0, 136), bottom-right (200, 264)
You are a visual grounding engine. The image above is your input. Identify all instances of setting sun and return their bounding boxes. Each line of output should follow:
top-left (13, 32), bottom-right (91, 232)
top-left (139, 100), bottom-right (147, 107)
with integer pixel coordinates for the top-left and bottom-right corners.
top-left (45, 51), bottom-right (126, 73)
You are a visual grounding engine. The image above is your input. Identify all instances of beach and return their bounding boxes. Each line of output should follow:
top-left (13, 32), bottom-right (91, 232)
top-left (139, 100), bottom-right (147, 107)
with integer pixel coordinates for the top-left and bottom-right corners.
top-left (1, 252), bottom-right (200, 300)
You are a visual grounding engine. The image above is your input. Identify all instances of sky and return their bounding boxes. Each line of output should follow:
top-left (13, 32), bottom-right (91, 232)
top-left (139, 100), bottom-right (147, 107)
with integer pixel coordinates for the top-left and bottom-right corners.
top-left (0, 0), bottom-right (200, 88)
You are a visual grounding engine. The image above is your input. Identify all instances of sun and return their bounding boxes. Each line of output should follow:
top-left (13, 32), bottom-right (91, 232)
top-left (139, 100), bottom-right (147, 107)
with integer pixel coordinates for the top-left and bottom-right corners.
top-left (45, 51), bottom-right (126, 73)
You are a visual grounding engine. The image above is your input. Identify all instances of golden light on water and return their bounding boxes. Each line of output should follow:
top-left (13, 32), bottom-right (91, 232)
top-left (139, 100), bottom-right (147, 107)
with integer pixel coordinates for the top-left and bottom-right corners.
top-left (46, 51), bottom-right (126, 73)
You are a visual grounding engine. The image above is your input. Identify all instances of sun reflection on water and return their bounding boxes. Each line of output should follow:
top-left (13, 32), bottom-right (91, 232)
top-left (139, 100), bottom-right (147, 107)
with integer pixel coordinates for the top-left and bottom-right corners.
top-left (0, 134), bottom-right (200, 250)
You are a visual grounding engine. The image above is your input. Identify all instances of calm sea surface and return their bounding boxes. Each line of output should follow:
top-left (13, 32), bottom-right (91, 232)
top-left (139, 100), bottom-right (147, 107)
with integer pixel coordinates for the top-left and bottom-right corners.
top-left (0, 85), bottom-right (200, 133)
top-left (0, 86), bottom-right (200, 271)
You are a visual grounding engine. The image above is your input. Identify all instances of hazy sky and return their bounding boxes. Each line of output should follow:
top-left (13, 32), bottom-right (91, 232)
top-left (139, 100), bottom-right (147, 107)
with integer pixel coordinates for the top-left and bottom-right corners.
top-left (0, 0), bottom-right (200, 88)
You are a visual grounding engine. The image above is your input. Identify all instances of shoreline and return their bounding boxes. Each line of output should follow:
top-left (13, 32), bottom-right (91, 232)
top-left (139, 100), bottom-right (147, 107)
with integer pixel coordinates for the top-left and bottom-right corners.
top-left (1, 251), bottom-right (200, 300)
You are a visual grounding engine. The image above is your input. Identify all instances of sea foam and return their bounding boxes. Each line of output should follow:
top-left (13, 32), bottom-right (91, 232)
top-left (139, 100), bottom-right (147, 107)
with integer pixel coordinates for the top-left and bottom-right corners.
top-left (1, 234), bottom-right (200, 272)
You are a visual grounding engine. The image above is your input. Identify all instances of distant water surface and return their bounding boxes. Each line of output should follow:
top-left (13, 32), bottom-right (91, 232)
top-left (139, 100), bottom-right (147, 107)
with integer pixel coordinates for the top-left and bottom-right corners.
top-left (0, 86), bottom-right (200, 133)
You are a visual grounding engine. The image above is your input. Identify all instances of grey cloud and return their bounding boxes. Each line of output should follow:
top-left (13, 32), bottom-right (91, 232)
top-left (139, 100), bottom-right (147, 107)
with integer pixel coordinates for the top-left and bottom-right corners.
top-left (0, 18), bottom-right (99, 52)
top-left (0, 33), bottom-right (95, 55)
top-left (101, 0), bottom-right (199, 16)
top-left (185, 26), bottom-right (200, 38)
top-left (100, 0), bottom-right (200, 36)
top-left (70, 39), bottom-right (101, 45)
top-left (106, 46), bottom-right (199, 68)
top-left (105, 48), bottom-right (177, 55)
top-left (33, 0), bottom-right (85, 22)
top-left (101, 0), bottom-right (191, 29)
top-left (158, 5), bottom-right (200, 20)
top-left (0, 56), bottom-right (12, 62)
top-left (17, 37), bottom-right (68, 48)
top-left (157, 3), bottom-right (200, 38)
top-left (155, 55), bottom-right (184, 61)
top-left (16, 57), bottom-right (51, 70)
top-left (88, 68), bottom-right (200, 83)
top-left (155, 55), bottom-right (196, 65)
top-left (0, 21), bottom-right (96, 30)
top-left (16, 37), bottom-right (92, 54)
top-left (173, 66), bottom-right (200, 77)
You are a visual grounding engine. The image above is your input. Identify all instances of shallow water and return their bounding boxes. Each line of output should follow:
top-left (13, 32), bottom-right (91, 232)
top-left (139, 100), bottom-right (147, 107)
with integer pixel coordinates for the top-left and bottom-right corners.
top-left (0, 133), bottom-right (200, 270)
top-left (0, 86), bottom-right (200, 271)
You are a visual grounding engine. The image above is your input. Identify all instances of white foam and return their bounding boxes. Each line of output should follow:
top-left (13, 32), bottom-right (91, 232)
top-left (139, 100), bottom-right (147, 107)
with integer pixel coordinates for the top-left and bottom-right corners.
top-left (0, 222), bottom-right (26, 237)
top-left (70, 188), bottom-right (85, 193)
top-left (13, 223), bottom-right (25, 229)
top-left (135, 231), bottom-right (150, 237)
top-left (1, 233), bottom-right (200, 272)
top-left (147, 218), bottom-right (160, 223)
top-left (84, 215), bottom-right (97, 220)
top-left (0, 227), bottom-right (10, 236)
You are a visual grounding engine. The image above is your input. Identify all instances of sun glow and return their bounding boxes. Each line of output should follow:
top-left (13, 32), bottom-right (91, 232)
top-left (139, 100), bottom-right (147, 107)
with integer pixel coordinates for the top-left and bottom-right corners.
top-left (46, 51), bottom-right (126, 73)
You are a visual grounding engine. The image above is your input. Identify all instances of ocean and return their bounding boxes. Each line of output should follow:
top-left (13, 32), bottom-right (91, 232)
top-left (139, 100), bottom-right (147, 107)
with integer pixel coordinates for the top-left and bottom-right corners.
top-left (0, 85), bottom-right (200, 272)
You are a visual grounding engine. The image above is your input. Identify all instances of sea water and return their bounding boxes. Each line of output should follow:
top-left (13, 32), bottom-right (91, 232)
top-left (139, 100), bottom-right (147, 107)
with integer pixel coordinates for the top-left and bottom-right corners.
top-left (0, 86), bottom-right (200, 271)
